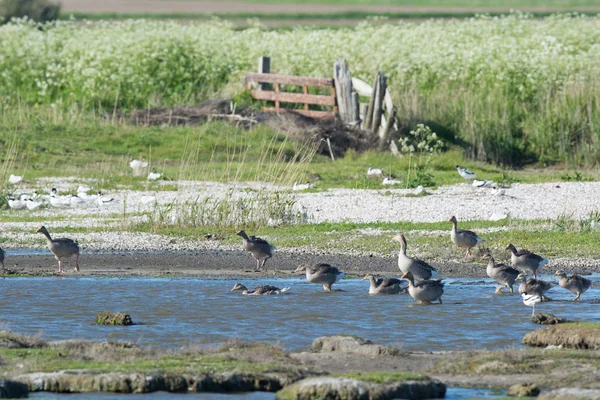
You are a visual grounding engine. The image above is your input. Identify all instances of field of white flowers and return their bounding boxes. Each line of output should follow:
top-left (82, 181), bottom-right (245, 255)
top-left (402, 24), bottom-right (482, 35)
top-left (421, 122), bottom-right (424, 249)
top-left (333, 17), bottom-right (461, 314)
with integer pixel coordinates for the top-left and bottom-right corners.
top-left (1, 13), bottom-right (600, 165)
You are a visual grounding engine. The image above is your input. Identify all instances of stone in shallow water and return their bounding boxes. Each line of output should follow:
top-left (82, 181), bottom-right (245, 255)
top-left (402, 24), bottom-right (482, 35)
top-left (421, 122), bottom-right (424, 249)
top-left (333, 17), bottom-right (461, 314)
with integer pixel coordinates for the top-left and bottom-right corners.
top-left (275, 376), bottom-right (445, 400)
top-left (95, 312), bottom-right (133, 326)
top-left (0, 379), bottom-right (28, 398)
top-left (531, 312), bottom-right (571, 325)
top-left (508, 383), bottom-right (540, 397)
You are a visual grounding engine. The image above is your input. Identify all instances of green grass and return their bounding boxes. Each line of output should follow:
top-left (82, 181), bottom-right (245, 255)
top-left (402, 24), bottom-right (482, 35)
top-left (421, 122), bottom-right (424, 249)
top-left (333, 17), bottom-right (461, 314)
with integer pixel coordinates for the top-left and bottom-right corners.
top-left (335, 371), bottom-right (430, 383)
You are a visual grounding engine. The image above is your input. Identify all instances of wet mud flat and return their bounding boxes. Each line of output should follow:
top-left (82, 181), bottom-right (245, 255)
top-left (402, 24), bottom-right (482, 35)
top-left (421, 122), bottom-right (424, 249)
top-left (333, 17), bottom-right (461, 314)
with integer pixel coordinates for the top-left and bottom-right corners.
top-left (5, 250), bottom-right (600, 278)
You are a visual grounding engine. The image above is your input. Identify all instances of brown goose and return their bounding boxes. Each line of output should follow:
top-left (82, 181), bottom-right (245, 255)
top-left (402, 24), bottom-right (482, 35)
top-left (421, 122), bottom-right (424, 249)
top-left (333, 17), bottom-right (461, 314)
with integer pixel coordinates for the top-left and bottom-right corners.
top-left (401, 271), bottom-right (444, 304)
top-left (449, 216), bottom-right (484, 257)
top-left (0, 247), bottom-right (5, 272)
top-left (230, 283), bottom-right (290, 295)
top-left (36, 226), bottom-right (80, 273)
top-left (391, 233), bottom-right (438, 280)
top-left (554, 271), bottom-right (592, 301)
top-left (295, 263), bottom-right (346, 291)
top-left (506, 244), bottom-right (548, 279)
top-left (482, 253), bottom-right (520, 294)
top-left (362, 274), bottom-right (406, 295)
top-left (237, 230), bottom-right (276, 270)
top-left (516, 273), bottom-right (553, 301)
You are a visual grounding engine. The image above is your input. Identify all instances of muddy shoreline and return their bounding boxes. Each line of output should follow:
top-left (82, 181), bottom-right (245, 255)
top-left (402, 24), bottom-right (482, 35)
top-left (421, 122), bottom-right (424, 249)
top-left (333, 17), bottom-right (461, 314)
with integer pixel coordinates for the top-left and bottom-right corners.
top-left (4, 250), bottom-right (600, 278)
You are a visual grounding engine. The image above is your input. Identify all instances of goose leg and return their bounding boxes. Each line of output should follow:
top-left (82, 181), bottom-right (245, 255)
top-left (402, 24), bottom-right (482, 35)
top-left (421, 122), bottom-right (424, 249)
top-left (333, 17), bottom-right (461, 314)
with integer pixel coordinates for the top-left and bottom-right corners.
top-left (261, 258), bottom-right (267, 269)
top-left (574, 293), bottom-right (581, 301)
top-left (74, 253), bottom-right (79, 272)
top-left (531, 305), bottom-right (535, 318)
top-left (323, 284), bottom-right (331, 292)
top-left (56, 259), bottom-right (64, 274)
top-left (509, 285), bottom-right (514, 294)
top-left (439, 297), bottom-right (443, 304)
top-left (255, 258), bottom-right (260, 270)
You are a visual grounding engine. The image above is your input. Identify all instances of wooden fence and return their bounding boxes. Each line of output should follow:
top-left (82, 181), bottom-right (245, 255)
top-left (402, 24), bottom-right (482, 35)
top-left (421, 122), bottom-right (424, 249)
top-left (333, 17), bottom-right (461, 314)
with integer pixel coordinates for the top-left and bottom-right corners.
top-left (246, 72), bottom-right (338, 119)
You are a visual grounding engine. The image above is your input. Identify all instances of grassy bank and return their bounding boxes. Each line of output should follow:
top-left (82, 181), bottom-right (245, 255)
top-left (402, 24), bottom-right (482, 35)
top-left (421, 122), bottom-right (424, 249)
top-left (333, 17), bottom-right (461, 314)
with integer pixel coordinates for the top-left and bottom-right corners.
top-left (2, 15), bottom-right (600, 165)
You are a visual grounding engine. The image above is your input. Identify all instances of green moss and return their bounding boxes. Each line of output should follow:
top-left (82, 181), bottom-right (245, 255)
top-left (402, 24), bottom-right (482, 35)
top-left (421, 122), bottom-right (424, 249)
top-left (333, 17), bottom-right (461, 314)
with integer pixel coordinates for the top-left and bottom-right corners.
top-left (335, 371), bottom-right (430, 383)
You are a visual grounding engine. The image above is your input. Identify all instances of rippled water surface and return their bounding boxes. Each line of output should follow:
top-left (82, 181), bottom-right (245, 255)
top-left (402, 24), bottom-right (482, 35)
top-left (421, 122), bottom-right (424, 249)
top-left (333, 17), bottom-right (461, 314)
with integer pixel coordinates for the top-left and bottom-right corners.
top-left (1, 275), bottom-right (598, 351)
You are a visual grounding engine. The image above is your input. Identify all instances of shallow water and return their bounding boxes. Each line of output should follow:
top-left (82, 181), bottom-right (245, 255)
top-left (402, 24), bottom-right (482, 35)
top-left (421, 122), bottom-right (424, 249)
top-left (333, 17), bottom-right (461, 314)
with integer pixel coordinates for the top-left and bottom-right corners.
top-left (1, 274), bottom-right (598, 351)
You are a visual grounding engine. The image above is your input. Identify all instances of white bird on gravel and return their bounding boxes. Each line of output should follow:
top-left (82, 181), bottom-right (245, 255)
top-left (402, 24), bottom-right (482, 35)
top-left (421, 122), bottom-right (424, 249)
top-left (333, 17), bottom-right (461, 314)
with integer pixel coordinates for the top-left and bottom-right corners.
top-left (8, 196), bottom-right (26, 210)
top-left (49, 188), bottom-right (71, 208)
top-left (382, 177), bottom-right (402, 185)
top-left (141, 194), bottom-right (157, 205)
top-left (97, 194), bottom-right (115, 206)
top-left (26, 198), bottom-right (43, 211)
top-left (456, 165), bottom-right (476, 181)
top-left (77, 185), bottom-right (91, 194)
top-left (293, 182), bottom-right (315, 191)
top-left (147, 171), bottom-right (162, 181)
top-left (130, 159), bottom-right (149, 176)
top-left (472, 179), bottom-right (495, 188)
top-left (367, 167), bottom-right (383, 176)
top-left (522, 292), bottom-right (542, 317)
top-left (69, 195), bottom-right (85, 207)
top-left (8, 174), bottom-right (23, 184)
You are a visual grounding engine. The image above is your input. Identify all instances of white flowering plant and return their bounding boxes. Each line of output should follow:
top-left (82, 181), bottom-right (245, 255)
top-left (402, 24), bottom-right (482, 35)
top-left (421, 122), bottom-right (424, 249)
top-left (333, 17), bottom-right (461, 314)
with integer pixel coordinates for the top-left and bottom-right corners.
top-left (398, 124), bottom-right (444, 188)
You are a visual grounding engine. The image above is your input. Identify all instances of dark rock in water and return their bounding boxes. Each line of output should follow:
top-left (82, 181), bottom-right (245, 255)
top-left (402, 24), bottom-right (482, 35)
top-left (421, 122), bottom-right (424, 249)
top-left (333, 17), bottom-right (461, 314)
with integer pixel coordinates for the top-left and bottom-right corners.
top-left (275, 376), bottom-right (446, 400)
top-left (508, 383), bottom-right (540, 397)
top-left (523, 322), bottom-right (600, 349)
top-left (532, 313), bottom-right (572, 325)
top-left (95, 312), bottom-right (133, 326)
top-left (0, 379), bottom-right (28, 398)
top-left (539, 388), bottom-right (600, 399)
top-left (311, 335), bottom-right (402, 357)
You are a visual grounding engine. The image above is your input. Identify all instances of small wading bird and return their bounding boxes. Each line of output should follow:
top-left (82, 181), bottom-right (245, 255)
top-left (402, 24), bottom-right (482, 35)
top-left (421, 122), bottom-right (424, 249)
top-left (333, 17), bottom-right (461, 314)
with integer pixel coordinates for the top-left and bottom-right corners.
top-left (367, 167), bottom-right (383, 176)
top-left (382, 177), bottom-right (402, 185)
top-left (392, 233), bottom-right (438, 280)
top-left (456, 165), bottom-right (476, 181)
top-left (295, 263), bottom-right (346, 292)
top-left (130, 159), bottom-right (149, 176)
top-left (36, 226), bottom-right (80, 273)
top-left (147, 171), bottom-right (162, 181)
top-left (449, 216), bottom-right (484, 257)
top-left (362, 274), bottom-right (406, 295)
top-left (237, 230), bottom-right (276, 270)
top-left (401, 271), bottom-right (444, 304)
top-left (522, 292), bottom-right (542, 317)
top-left (482, 253), bottom-right (520, 294)
top-left (506, 244), bottom-right (547, 279)
top-left (554, 270), bottom-right (592, 301)
top-left (292, 182), bottom-right (315, 191)
top-left (8, 195), bottom-right (27, 210)
top-left (230, 283), bottom-right (290, 295)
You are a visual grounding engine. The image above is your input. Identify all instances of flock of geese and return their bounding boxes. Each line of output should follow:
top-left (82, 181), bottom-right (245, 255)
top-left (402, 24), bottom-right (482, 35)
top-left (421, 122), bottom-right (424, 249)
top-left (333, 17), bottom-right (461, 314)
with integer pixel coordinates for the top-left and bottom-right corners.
top-left (0, 218), bottom-right (592, 314)
top-left (234, 221), bottom-right (593, 314)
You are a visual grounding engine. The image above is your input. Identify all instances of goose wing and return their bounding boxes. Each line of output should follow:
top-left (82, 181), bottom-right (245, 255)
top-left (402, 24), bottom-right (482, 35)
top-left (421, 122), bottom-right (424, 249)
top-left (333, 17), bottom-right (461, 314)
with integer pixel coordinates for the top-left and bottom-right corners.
top-left (314, 263), bottom-right (340, 275)
top-left (457, 229), bottom-right (479, 239)
top-left (249, 235), bottom-right (271, 246)
top-left (415, 279), bottom-right (444, 289)
top-left (379, 278), bottom-right (403, 288)
top-left (516, 248), bottom-right (543, 261)
top-left (54, 237), bottom-right (79, 247)
top-left (414, 258), bottom-right (438, 272)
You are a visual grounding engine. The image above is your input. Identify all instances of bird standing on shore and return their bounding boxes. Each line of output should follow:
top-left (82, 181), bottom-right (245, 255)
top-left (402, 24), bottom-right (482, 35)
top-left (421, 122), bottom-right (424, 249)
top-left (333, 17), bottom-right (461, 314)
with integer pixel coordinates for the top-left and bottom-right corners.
top-left (456, 165), bottom-right (476, 181)
top-left (392, 233), bottom-right (438, 280)
top-left (554, 271), bottom-right (592, 301)
top-left (295, 263), bottom-right (345, 291)
top-left (506, 244), bottom-right (547, 279)
top-left (36, 226), bottom-right (80, 273)
top-left (367, 167), bottom-right (383, 176)
top-left (231, 283), bottom-right (290, 295)
top-left (449, 216), bottom-right (484, 257)
top-left (237, 230), bottom-right (275, 270)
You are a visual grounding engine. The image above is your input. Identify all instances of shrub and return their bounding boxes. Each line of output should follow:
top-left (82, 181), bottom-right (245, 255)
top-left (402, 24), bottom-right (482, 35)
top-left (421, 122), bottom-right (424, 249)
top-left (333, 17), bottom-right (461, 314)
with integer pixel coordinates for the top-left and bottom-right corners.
top-left (0, 0), bottom-right (60, 24)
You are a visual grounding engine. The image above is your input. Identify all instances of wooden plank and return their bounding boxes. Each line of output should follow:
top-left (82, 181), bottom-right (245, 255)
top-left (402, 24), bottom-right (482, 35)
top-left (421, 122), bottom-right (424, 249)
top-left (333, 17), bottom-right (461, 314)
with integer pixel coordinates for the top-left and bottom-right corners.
top-left (263, 107), bottom-right (335, 119)
top-left (303, 85), bottom-right (309, 111)
top-left (251, 90), bottom-right (336, 106)
top-left (274, 82), bottom-right (280, 111)
top-left (247, 73), bottom-right (334, 87)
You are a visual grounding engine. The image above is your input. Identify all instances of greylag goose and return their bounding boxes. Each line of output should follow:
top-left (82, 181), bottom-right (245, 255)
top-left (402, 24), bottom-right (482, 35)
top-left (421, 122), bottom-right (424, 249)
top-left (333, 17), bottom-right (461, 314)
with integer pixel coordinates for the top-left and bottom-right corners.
top-left (36, 226), bottom-right (80, 273)
top-left (295, 263), bottom-right (345, 291)
top-left (392, 233), bottom-right (438, 280)
top-left (449, 216), bottom-right (484, 257)
top-left (482, 253), bottom-right (520, 294)
top-left (237, 230), bottom-right (276, 270)
top-left (516, 273), bottom-right (553, 301)
top-left (231, 283), bottom-right (290, 295)
top-left (401, 271), bottom-right (444, 304)
top-left (522, 293), bottom-right (542, 317)
top-left (362, 274), bottom-right (406, 295)
top-left (456, 165), bottom-right (476, 181)
top-left (506, 244), bottom-right (548, 279)
top-left (0, 247), bottom-right (4, 272)
top-left (554, 271), bottom-right (592, 301)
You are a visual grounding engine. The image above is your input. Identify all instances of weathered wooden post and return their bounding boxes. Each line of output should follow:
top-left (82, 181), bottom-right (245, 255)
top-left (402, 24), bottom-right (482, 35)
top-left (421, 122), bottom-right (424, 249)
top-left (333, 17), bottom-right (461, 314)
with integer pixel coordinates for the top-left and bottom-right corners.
top-left (363, 73), bottom-right (378, 131)
top-left (371, 72), bottom-right (386, 135)
top-left (379, 106), bottom-right (397, 151)
top-left (257, 56), bottom-right (271, 90)
top-left (333, 58), bottom-right (354, 125)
